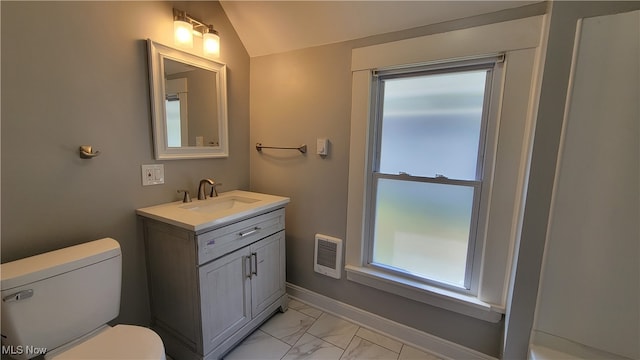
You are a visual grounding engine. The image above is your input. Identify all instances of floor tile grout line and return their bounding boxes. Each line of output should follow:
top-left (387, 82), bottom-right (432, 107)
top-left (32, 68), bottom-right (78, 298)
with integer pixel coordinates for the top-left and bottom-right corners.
top-left (275, 310), bottom-right (349, 360)
top-left (228, 299), bottom-right (441, 360)
top-left (291, 298), bottom-right (406, 356)
top-left (285, 332), bottom-right (348, 360)
top-left (258, 328), bottom-right (293, 351)
top-left (355, 328), bottom-right (405, 354)
top-left (289, 297), bottom-right (428, 358)
top-left (276, 307), bottom-right (362, 359)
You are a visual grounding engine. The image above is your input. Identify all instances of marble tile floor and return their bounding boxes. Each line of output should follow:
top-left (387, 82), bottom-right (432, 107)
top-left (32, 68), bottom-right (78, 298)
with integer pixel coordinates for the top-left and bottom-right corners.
top-left (223, 298), bottom-right (443, 360)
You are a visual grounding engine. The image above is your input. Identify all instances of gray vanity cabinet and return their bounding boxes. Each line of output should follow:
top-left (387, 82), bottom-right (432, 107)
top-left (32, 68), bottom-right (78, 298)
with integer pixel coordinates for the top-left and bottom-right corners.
top-left (141, 208), bottom-right (287, 360)
top-left (199, 231), bottom-right (285, 354)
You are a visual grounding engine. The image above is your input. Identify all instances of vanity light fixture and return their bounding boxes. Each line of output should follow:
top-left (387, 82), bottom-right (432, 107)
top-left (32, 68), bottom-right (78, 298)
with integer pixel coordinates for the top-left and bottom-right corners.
top-left (173, 8), bottom-right (220, 57)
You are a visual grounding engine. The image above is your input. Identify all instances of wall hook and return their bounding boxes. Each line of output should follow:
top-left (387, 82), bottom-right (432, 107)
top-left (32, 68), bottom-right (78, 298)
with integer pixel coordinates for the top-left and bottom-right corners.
top-left (79, 145), bottom-right (101, 159)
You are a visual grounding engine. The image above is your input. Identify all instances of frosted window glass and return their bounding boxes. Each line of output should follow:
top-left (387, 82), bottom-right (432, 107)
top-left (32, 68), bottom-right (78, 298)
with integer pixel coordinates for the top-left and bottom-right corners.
top-left (372, 178), bottom-right (474, 287)
top-left (379, 70), bottom-right (487, 180)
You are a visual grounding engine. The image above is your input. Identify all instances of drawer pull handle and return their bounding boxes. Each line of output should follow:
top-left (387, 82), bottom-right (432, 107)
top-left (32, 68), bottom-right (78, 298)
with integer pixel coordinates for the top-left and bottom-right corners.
top-left (238, 227), bottom-right (260, 237)
top-left (3, 289), bottom-right (33, 302)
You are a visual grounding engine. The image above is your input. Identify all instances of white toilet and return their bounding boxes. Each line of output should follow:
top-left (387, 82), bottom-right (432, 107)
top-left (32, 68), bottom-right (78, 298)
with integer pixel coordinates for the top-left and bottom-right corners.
top-left (1, 238), bottom-right (166, 360)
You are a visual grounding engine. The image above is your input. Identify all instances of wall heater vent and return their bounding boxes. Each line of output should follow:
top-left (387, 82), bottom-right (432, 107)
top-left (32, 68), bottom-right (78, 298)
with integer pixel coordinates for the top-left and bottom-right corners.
top-left (314, 234), bottom-right (343, 279)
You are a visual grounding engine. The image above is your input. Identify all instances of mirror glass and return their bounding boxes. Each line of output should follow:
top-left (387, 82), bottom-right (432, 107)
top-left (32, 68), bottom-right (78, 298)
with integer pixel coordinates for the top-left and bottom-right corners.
top-left (147, 40), bottom-right (228, 159)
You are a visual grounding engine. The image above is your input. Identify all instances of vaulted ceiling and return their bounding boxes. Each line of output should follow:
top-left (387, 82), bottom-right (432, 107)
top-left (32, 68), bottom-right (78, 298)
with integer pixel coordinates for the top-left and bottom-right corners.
top-left (219, 1), bottom-right (542, 57)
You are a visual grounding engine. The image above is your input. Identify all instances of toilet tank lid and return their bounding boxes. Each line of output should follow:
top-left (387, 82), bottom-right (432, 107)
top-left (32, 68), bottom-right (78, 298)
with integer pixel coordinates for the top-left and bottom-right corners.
top-left (1, 238), bottom-right (121, 291)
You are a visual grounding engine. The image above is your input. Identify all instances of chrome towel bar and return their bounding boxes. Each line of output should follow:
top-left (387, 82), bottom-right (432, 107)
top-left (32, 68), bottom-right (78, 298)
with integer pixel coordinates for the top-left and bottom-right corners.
top-left (256, 143), bottom-right (307, 154)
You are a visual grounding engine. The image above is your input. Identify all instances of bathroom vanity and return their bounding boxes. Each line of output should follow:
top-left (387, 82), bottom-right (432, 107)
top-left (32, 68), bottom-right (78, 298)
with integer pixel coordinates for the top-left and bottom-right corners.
top-left (137, 191), bottom-right (290, 360)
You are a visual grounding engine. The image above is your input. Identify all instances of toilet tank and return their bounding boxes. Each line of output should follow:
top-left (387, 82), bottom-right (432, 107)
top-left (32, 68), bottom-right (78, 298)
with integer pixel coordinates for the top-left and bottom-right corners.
top-left (1, 238), bottom-right (122, 360)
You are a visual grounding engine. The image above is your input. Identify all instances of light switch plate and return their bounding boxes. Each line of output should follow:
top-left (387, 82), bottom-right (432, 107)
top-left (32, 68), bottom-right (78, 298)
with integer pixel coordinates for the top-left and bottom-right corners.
top-left (316, 138), bottom-right (329, 156)
top-left (142, 164), bottom-right (164, 186)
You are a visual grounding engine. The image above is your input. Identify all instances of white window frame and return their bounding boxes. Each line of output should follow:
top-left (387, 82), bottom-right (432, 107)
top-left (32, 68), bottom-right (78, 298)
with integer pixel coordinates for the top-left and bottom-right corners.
top-left (366, 57), bottom-right (503, 295)
top-left (345, 16), bottom-right (545, 322)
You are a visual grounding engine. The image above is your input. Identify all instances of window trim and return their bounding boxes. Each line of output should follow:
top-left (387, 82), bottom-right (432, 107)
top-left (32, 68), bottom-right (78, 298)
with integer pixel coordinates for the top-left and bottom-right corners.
top-left (346, 15), bottom-right (545, 322)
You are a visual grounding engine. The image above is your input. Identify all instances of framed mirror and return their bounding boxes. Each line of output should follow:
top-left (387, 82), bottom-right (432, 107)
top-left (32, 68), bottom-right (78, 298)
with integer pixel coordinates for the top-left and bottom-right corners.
top-left (147, 39), bottom-right (228, 159)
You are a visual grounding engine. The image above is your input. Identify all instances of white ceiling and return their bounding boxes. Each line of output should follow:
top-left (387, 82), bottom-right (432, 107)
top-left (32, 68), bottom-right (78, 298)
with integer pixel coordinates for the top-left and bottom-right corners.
top-left (219, 1), bottom-right (541, 57)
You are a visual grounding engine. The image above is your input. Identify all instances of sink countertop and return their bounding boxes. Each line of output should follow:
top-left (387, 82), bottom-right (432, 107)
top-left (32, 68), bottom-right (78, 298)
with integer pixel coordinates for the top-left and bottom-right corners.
top-left (136, 190), bottom-right (290, 232)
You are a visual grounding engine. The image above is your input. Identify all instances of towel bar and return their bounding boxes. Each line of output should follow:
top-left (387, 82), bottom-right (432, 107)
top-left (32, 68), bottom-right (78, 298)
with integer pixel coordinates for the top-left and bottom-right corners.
top-left (256, 143), bottom-right (307, 154)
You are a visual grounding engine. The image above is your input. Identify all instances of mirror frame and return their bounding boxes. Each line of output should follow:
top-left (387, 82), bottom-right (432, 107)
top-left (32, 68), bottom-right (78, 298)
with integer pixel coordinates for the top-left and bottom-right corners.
top-left (147, 39), bottom-right (229, 159)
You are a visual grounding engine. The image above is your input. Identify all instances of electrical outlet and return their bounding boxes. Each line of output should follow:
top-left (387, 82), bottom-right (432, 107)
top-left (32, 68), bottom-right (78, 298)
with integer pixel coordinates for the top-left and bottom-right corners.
top-left (142, 164), bottom-right (164, 186)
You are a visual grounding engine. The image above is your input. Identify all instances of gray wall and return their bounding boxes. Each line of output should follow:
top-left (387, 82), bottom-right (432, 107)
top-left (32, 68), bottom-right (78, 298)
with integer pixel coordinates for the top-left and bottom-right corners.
top-left (1, 1), bottom-right (250, 325)
top-left (4, 1), bottom-right (638, 358)
top-left (249, 3), bottom-right (547, 357)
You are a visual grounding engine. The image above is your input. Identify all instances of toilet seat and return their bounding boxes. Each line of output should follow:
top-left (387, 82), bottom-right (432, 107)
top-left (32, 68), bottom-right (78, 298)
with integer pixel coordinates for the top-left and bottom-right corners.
top-left (47, 325), bottom-right (166, 360)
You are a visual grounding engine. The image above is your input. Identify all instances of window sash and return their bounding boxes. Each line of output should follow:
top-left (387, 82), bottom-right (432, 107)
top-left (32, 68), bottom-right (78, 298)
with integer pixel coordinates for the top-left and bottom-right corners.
top-left (367, 173), bottom-right (482, 292)
top-left (373, 63), bottom-right (496, 182)
top-left (365, 60), bottom-right (497, 294)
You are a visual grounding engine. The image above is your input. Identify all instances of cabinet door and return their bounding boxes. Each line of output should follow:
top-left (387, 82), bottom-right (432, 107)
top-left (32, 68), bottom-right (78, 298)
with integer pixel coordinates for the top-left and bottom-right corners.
top-left (199, 247), bottom-right (252, 355)
top-left (250, 231), bottom-right (286, 316)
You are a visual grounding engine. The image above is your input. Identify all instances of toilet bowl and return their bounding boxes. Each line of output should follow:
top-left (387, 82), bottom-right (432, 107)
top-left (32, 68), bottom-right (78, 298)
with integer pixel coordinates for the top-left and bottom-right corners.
top-left (0, 238), bottom-right (166, 360)
top-left (46, 324), bottom-right (164, 359)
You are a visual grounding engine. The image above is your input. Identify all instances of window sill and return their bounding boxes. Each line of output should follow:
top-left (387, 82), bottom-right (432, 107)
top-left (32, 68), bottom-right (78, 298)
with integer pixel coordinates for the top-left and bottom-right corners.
top-left (345, 265), bottom-right (504, 323)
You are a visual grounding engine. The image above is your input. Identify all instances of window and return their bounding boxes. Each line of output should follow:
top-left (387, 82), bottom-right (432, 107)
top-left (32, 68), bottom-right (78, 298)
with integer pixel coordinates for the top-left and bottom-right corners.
top-left (345, 15), bottom-right (544, 322)
top-left (367, 61), bottom-right (498, 293)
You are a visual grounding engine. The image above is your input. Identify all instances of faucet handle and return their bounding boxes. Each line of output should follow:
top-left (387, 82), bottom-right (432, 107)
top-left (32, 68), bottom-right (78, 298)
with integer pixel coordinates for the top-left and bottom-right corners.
top-left (210, 183), bottom-right (222, 197)
top-left (177, 189), bottom-right (192, 203)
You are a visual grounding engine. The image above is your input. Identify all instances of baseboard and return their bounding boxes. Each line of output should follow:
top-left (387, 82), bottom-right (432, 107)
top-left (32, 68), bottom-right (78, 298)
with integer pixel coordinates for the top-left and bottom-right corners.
top-left (286, 283), bottom-right (497, 360)
top-left (529, 331), bottom-right (630, 360)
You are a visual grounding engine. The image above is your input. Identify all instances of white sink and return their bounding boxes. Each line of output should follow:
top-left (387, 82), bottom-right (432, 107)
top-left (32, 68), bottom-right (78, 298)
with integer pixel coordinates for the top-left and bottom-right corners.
top-left (179, 195), bottom-right (260, 214)
top-left (136, 190), bottom-right (290, 232)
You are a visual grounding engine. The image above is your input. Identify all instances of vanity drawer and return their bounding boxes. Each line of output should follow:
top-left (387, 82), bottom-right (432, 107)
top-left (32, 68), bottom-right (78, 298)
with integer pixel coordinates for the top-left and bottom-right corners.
top-left (197, 208), bottom-right (285, 265)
